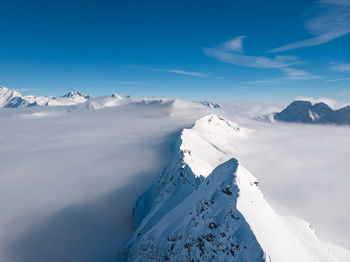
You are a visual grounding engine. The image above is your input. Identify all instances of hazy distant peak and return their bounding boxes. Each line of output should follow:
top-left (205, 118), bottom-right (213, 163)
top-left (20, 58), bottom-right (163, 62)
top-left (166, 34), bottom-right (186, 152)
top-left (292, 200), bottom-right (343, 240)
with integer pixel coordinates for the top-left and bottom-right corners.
top-left (195, 100), bottom-right (221, 108)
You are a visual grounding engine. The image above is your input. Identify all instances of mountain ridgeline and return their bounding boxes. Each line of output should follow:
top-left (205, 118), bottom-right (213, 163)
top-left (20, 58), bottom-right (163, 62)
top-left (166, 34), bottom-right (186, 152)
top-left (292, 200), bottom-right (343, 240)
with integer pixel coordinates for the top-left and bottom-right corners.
top-left (0, 86), bottom-right (91, 108)
top-left (0, 86), bottom-right (220, 110)
top-left (123, 114), bottom-right (342, 262)
top-left (274, 100), bottom-right (350, 125)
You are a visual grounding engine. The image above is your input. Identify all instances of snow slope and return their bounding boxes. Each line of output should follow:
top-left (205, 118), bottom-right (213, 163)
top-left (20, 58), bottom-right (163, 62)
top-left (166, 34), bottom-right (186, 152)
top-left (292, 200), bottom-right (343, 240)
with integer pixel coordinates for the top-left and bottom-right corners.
top-left (0, 86), bottom-right (25, 107)
top-left (125, 114), bottom-right (346, 261)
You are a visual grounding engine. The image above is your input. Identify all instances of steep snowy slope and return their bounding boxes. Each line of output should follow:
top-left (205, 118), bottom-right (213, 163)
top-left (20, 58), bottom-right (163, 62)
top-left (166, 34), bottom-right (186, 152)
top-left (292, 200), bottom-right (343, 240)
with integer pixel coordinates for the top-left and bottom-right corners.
top-left (0, 86), bottom-right (26, 107)
top-left (125, 114), bottom-right (344, 262)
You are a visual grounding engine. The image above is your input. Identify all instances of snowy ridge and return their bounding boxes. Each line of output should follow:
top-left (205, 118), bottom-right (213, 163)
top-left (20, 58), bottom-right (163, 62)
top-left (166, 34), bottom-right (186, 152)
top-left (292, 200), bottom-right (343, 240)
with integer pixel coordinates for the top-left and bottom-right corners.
top-left (124, 114), bottom-right (346, 261)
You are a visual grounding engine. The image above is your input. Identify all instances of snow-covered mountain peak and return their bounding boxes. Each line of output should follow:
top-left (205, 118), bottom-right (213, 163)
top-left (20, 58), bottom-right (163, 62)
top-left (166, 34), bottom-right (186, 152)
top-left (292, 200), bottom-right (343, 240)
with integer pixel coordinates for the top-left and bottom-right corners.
top-left (0, 86), bottom-right (23, 107)
top-left (59, 91), bottom-right (92, 104)
top-left (0, 86), bottom-right (21, 97)
top-left (179, 114), bottom-right (249, 178)
top-left (192, 114), bottom-right (241, 134)
top-left (62, 91), bottom-right (91, 99)
top-left (46, 91), bottom-right (91, 106)
top-left (124, 114), bottom-right (345, 262)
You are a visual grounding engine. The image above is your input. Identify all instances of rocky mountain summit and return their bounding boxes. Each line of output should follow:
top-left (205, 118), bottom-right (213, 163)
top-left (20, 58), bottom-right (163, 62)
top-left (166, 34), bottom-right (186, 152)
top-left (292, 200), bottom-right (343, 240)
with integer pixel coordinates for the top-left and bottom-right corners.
top-left (274, 100), bottom-right (350, 125)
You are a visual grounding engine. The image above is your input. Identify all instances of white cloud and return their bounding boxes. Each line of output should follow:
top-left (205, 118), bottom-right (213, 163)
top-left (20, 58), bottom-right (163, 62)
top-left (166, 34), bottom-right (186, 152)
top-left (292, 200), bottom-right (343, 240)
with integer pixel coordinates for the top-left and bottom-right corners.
top-left (0, 101), bottom-right (212, 262)
top-left (0, 98), bottom-right (350, 261)
top-left (203, 36), bottom-right (317, 80)
top-left (222, 35), bottom-right (246, 53)
top-left (203, 36), bottom-right (302, 69)
top-left (283, 68), bottom-right (320, 80)
top-left (167, 69), bottom-right (206, 77)
top-left (295, 96), bottom-right (350, 109)
top-left (283, 68), bottom-right (310, 76)
top-left (268, 0), bottom-right (350, 52)
top-left (332, 63), bottom-right (350, 72)
top-left (108, 81), bottom-right (148, 85)
top-left (326, 77), bottom-right (350, 82)
top-left (124, 65), bottom-right (210, 78)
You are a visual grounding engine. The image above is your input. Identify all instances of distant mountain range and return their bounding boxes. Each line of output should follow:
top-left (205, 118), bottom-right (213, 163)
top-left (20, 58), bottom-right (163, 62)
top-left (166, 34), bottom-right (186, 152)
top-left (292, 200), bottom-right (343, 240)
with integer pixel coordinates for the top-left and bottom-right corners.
top-left (0, 86), bottom-right (220, 110)
top-left (0, 86), bottom-right (91, 108)
top-left (274, 100), bottom-right (350, 125)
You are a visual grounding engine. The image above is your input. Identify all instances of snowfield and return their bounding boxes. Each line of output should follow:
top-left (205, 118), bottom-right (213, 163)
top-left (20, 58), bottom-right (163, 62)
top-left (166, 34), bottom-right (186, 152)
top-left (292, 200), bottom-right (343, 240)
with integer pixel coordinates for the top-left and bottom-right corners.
top-left (0, 90), bottom-right (349, 261)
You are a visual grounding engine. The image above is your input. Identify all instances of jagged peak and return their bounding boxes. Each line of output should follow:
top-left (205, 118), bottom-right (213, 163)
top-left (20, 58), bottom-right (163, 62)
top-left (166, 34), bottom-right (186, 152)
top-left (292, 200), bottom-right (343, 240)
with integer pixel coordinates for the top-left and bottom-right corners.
top-left (62, 91), bottom-right (91, 99)
top-left (196, 100), bottom-right (221, 108)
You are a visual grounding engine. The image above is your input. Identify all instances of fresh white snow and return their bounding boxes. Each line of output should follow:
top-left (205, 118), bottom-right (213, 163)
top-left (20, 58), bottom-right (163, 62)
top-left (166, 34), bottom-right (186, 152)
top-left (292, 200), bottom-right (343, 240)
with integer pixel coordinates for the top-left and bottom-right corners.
top-left (125, 114), bottom-right (348, 261)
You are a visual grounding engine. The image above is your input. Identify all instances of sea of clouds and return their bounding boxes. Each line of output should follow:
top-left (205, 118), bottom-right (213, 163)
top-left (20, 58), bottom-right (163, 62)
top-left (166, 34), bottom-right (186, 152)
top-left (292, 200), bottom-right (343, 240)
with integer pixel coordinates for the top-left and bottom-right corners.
top-left (0, 98), bottom-right (349, 261)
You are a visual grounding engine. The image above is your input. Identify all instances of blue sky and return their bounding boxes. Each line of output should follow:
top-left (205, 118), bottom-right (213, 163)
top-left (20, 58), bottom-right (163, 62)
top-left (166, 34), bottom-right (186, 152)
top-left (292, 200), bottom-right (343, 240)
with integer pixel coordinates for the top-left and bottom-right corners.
top-left (0, 0), bottom-right (349, 102)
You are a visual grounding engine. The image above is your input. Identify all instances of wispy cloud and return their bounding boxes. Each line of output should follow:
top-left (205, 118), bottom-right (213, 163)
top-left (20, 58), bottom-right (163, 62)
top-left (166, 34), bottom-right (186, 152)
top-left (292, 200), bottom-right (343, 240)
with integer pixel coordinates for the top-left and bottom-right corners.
top-left (250, 79), bottom-right (278, 84)
top-left (282, 68), bottom-right (319, 80)
top-left (15, 88), bottom-right (37, 92)
top-left (222, 36), bottom-right (246, 53)
top-left (332, 63), bottom-right (350, 72)
top-left (167, 69), bottom-right (205, 77)
top-left (203, 36), bottom-right (302, 69)
top-left (326, 77), bottom-right (350, 82)
top-left (268, 0), bottom-right (350, 53)
top-left (245, 69), bottom-right (320, 85)
top-left (203, 36), bottom-right (317, 80)
top-left (124, 65), bottom-right (214, 78)
top-left (107, 81), bottom-right (148, 85)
